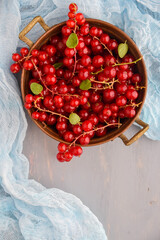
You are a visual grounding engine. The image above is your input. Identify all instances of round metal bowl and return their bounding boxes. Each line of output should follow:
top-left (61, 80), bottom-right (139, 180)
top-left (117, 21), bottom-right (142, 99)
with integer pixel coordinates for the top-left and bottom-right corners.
top-left (20, 16), bottom-right (149, 146)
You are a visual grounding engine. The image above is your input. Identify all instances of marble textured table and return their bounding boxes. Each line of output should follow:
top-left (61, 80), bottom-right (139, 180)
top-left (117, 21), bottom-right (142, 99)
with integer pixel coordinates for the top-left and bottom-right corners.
top-left (23, 113), bottom-right (160, 240)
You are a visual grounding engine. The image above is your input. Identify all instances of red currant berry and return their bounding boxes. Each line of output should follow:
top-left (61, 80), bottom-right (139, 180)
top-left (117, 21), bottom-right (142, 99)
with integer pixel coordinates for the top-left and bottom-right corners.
top-left (89, 27), bottom-right (98, 36)
top-left (46, 115), bottom-right (57, 125)
top-left (68, 11), bottom-right (75, 18)
top-left (50, 36), bottom-right (60, 46)
top-left (92, 102), bottom-right (104, 113)
top-left (79, 135), bottom-right (90, 145)
top-left (56, 122), bottom-right (67, 131)
top-left (20, 47), bottom-right (29, 57)
top-left (126, 89), bottom-right (138, 100)
top-left (43, 64), bottom-right (55, 75)
top-left (43, 96), bottom-right (54, 108)
top-left (73, 124), bottom-right (82, 135)
top-left (84, 35), bottom-right (92, 46)
top-left (63, 57), bottom-right (74, 67)
top-left (116, 83), bottom-right (128, 94)
top-left (80, 25), bottom-right (89, 35)
top-left (92, 55), bottom-right (104, 68)
top-left (69, 3), bottom-right (78, 12)
top-left (79, 109), bottom-right (89, 121)
top-left (64, 47), bottom-right (75, 57)
top-left (66, 19), bottom-right (75, 28)
top-left (81, 55), bottom-right (91, 66)
top-left (70, 98), bottom-right (80, 107)
top-left (70, 146), bottom-right (83, 156)
top-left (104, 55), bottom-right (116, 66)
top-left (116, 96), bottom-right (127, 106)
top-left (32, 111), bottom-right (40, 120)
top-left (131, 74), bottom-right (142, 84)
top-left (64, 151), bottom-right (73, 162)
top-left (108, 39), bottom-right (118, 50)
top-left (88, 114), bottom-right (99, 126)
top-left (12, 53), bottom-right (22, 62)
top-left (103, 108), bottom-right (112, 117)
top-left (63, 131), bottom-right (74, 142)
top-left (24, 102), bottom-right (32, 109)
top-left (23, 60), bottom-right (34, 70)
top-left (31, 49), bottom-right (39, 57)
top-left (38, 51), bottom-right (48, 62)
top-left (57, 152), bottom-right (65, 162)
top-left (45, 74), bottom-right (57, 85)
top-left (78, 68), bottom-right (89, 80)
top-left (25, 94), bottom-right (34, 103)
top-left (117, 70), bottom-right (128, 82)
top-left (58, 143), bottom-right (68, 153)
top-left (10, 63), bottom-right (21, 73)
top-left (46, 45), bottom-right (56, 57)
top-left (39, 112), bottom-right (48, 122)
top-left (96, 124), bottom-right (107, 137)
top-left (124, 106), bottom-right (136, 118)
top-left (62, 25), bottom-right (72, 36)
top-left (100, 33), bottom-right (110, 45)
top-left (103, 89), bottom-right (116, 102)
top-left (104, 66), bottom-right (116, 78)
top-left (82, 120), bottom-right (93, 132)
top-left (72, 76), bottom-right (81, 87)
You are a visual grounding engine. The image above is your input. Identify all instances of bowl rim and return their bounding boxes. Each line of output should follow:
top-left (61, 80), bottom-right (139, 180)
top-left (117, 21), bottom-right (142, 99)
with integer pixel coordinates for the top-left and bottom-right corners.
top-left (21, 18), bottom-right (147, 146)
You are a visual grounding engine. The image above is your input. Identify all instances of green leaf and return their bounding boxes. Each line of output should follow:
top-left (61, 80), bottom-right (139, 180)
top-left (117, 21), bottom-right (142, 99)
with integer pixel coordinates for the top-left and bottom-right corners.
top-left (30, 82), bottom-right (43, 95)
top-left (69, 113), bottom-right (80, 125)
top-left (80, 79), bottom-right (91, 90)
top-left (53, 62), bottom-right (63, 69)
top-left (118, 41), bottom-right (128, 58)
top-left (66, 33), bottom-right (79, 48)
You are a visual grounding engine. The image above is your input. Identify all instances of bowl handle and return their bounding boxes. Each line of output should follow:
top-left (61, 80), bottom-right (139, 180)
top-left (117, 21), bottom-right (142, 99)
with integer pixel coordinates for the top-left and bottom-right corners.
top-left (19, 16), bottom-right (50, 48)
top-left (119, 117), bottom-right (149, 146)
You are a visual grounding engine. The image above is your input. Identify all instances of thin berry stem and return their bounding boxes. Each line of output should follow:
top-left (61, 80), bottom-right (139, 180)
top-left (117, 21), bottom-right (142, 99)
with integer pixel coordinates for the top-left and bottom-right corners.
top-left (113, 57), bottom-right (143, 67)
top-left (93, 36), bottom-right (113, 56)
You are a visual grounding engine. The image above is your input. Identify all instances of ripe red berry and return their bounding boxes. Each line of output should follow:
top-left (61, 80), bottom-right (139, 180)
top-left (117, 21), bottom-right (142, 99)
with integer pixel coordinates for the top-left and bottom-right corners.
top-left (38, 51), bottom-right (48, 62)
top-left (56, 122), bottom-right (67, 131)
top-left (62, 25), bottom-right (72, 36)
top-left (75, 13), bottom-right (85, 25)
top-left (69, 3), bottom-right (78, 12)
top-left (116, 96), bottom-right (127, 106)
top-left (92, 55), bottom-right (104, 68)
top-left (100, 33), bottom-right (110, 44)
top-left (68, 11), bottom-right (75, 18)
top-left (66, 19), bottom-right (75, 28)
top-left (58, 143), bottom-right (68, 153)
top-left (126, 89), bottom-right (138, 100)
top-left (103, 89), bottom-right (116, 102)
top-left (108, 39), bottom-right (118, 50)
top-left (25, 94), bottom-right (34, 103)
top-left (104, 55), bottom-right (116, 66)
top-left (39, 112), bottom-right (48, 122)
top-left (45, 74), bottom-right (57, 85)
top-left (117, 70), bottom-right (128, 82)
top-left (80, 25), bottom-right (89, 35)
top-left (79, 135), bottom-right (90, 145)
top-left (64, 151), bottom-right (73, 162)
top-left (70, 98), bottom-right (80, 107)
top-left (63, 57), bottom-right (74, 67)
top-left (31, 49), bottom-right (39, 57)
top-left (79, 109), bottom-right (89, 121)
top-left (23, 60), bottom-right (34, 70)
top-left (46, 45), bottom-right (56, 57)
top-left (46, 115), bottom-right (57, 125)
top-left (24, 102), bottom-right (32, 110)
top-left (43, 64), bottom-right (55, 75)
top-left (88, 114), bottom-right (99, 126)
top-left (70, 146), bottom-right (83, 156)
top-left (20, 47), bottom-right (29, 57)
top-left (89, 27), bottom-right (98, 36)
top-left (124, 106), bottom-right (136, 118)
top-left (82, 120), bottom-right (93, 132)
top-left (103, 108), bottom-right (112, 117)
top-left (10, 63), bottom-right (21, 73)
top-left (12, 53), bottom-right (22, 62)
top-left (81, 55), bottom-right (91, 66)
top-left (57, 152), bottom-right (65, 162)
top-left (78, 68), bottom-right (89, 80)
top-left (32, 111), bottom-right (40, 120)
top-left (92, 102), bottom-right (104, 113)
top-left (131, 74), bottom-right (142, 84)
top-left (96, 124), bottom-right (107, 137)
top-left (64, 48), bottom-right (75, 57)
top-left (63, 131), bottom-right (74, 142)
top-left (116, 83), bottom-right (128, 94)
top-left (104, 66), bottom-right (116, 78)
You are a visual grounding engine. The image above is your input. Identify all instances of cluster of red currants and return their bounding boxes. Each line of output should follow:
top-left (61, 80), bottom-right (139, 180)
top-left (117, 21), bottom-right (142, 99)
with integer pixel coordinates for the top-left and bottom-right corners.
top-left (10, 3), bottom-right (143, 162)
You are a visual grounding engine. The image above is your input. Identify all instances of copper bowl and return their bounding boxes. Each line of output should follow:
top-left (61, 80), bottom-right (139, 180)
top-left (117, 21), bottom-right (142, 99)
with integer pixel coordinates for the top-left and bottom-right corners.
top-left (19, 16), bottom-right (149, 146)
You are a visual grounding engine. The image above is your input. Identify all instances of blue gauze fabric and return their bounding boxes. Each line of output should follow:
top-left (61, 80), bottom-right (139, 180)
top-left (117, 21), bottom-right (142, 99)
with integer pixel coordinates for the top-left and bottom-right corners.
top-left (0, 0), bottom-right (159, 239)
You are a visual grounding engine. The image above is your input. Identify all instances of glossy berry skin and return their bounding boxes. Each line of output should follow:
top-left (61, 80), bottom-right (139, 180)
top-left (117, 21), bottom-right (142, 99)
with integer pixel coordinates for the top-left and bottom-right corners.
top-left (57, 153), bottom-right (65, 162)
top-left (45, 74), bottom-right (57, 85)
top-left (92, 55), bottom-right (104, 68)
top-left (116, 96), bottom-right (127, 106)
top-left (69, 3), bottom-right (78, 12)
top-left (110, 103), bottom-right (119, 113)
top-left (61, 25), bottom-right (72, 36)
top-left (79, 109), bottom-right (89, 121)
top-left (81, 55), bottom-right (91, 66)
top-left (131, 74), bottom-right (142, 84)
top-left (124, 106), bottom-right (136, 118)
top-left (23, 60), bottom-right (34, 70)
top-left (46, 45), bottom-right (56, 57)
top-left (92, 102), bottom-right (104, 113)
top-left (43, 64), bottom-right (55, 75)
top-left (25, 94), bottom-right (34, 103)
top-left (64, 151), bottom-right (73, 162)
top-left (104, 55), bottom-right (116, 66)
top-left (63, 57), bottom-right (74, 67)
top-left (72, 76), bottom-right (81, 87)
top-left (10, 63), bottom-right (21, 73)
top-left (75, 13), bottom-right (85, 25)
top-left (46, 115), bottom-right (57, 125)
top-left (103, 108), bottom-right (112, 118)
top-left (103, 89), bottom-right (116, 103)
top-left (116, 83), bottom-right (128, 95)
top-left (79, 135), bottom-right (90, 145)
top-left (64, 48), bottom-right (75, 57)
top-left (84, 35), bottom-right (92, 45)
top-left (82, 120), bottom-right (93, 131)
top-left (20, 47), bottom-right (29, 57)
top-left (76, 40), bottom-right (85, 51)
top-left (68, 11), bottom-right (75, 18)
top-left (66, 19), bottom-right (75, 28)
top-left (89, 27), bottom-right (98, 36)
top-left (108, 39), bottom-right (118, 50)
top-left (56, 122), bottom-right (67, 131)
top-left (78, 68), bottom-right (89, 80)
top-left (70, 98), bottom-right (80, 107)
top-left (123, 55), bottom-right (135, 65)
top-left (89, 93), bottom-right (100, 103)
top-left (100, 33), bottom-right (110, 45)
top-left (88, 114), bottom-right (99, 126)
top-left (31, 49), bottom-right (39, 57)
top-left (12, 53), bottom-right (22, 62)
top-left (58, 143), bottom-right (68, 153)
top-left (38, 51), bottom-right (48, 62)
top-left (39, 112), bottom-right (48, 122)
top-left (70, 146), bottom-right (83, 156)
top-left (117, 70), bottom-right (128, 82)
top-left (32, 111), bottom-right (40, 120)
top-left (43, 96), bottom-right (54, 108)
top-left (104, 66), bottom-right (116, 78)
top-left (63, 131), bottom-right (74, 142)
top-left (96, 124), bottom-right (107, 137)
top-left (73, 124), bottom-right (82, 135)
top-left (80, 25), bottom-right (89, 35)
top-left (24, 102), bottom-right (32, 109)
top-left (126, 89), bottom-right (138, 100)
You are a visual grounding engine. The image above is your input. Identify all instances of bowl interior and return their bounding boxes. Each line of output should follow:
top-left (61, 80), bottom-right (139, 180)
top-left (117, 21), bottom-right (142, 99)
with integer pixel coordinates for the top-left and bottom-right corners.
top-left (21, 19), bottom-right (147, 146)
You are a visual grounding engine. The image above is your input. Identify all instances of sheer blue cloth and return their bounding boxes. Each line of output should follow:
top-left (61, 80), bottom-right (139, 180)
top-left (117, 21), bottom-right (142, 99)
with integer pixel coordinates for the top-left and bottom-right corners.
top-left (0, 0), bottom-right (159, 239)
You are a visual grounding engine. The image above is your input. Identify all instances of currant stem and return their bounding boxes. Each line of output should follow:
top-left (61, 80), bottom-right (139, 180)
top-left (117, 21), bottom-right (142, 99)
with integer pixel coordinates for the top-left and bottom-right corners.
top-left (34, 97), bottom-right (69, 120)
top-left (112, 57), bottom-right (143, 67)
top-left (68, 122), bottom-right (122, 148)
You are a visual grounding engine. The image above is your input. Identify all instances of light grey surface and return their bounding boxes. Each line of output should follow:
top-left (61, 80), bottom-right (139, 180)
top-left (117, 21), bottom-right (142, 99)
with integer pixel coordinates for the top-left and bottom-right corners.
top-left (23, 114), bottom-right (160, 240)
